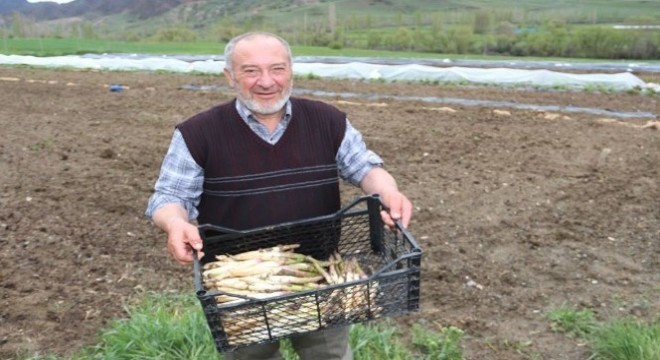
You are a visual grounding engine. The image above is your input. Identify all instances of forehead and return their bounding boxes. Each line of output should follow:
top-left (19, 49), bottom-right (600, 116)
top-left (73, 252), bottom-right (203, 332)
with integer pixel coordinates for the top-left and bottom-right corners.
top-left (232, 35), bottom-right (290, 67)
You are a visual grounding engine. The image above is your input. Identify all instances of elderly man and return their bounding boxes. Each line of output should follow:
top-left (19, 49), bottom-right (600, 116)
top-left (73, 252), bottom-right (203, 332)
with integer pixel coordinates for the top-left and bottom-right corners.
top-left (146, 31), bottom-right (413, 360)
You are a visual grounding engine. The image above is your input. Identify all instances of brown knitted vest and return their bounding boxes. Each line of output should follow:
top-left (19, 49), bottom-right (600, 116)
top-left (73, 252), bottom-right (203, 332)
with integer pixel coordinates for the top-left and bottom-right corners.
top-left (177, 98), bottom-right (346, 237)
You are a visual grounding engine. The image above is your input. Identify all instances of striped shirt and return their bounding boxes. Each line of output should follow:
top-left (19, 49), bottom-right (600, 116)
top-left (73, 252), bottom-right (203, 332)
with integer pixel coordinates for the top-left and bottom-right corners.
top-left (145, 99), bottom-right (383, 220)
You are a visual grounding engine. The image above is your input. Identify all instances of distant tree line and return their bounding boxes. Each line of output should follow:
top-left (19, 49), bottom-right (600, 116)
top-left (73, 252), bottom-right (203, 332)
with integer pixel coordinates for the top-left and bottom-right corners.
top-left (350, 23), bottom-right (660, 60)
top-left (3, 9), bottom-right (660, 60)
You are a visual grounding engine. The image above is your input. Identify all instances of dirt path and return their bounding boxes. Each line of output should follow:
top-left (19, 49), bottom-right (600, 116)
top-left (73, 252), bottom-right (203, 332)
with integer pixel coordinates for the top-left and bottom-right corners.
top-left (1, 67), bottom-right (658, 359)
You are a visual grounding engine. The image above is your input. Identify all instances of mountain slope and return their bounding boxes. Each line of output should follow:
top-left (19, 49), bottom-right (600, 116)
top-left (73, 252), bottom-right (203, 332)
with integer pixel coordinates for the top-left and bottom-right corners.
top-left (2, 0), bottom-right (658, 41)
top-left (0, 0), bottom-right (186, 20)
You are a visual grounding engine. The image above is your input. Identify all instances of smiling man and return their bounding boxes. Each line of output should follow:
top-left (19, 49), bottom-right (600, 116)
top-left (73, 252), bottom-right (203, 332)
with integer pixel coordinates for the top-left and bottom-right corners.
top-left (224, 34), bottom-right (294, 129)
top-left (146, 31), bottom-right (413, 360)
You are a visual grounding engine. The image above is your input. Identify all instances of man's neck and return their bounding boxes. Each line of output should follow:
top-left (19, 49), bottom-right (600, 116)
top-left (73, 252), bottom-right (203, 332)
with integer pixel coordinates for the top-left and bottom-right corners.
top-left (252, 110), bottom-right (284, 134)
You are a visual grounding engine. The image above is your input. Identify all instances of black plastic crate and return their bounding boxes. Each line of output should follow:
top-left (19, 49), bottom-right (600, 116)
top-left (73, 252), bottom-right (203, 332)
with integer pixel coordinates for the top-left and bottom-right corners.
top-left (193, 195), bottom-right (422, 353)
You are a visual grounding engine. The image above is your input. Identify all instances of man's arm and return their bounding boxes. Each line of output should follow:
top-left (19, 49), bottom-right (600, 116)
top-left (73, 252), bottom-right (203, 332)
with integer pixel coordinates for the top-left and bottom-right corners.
top-left (360, 166), bottom-right (413, 228)
top-left (146, 129), bottom-right (205, 264)
top-left (335, 119), bottom-right (413, 228)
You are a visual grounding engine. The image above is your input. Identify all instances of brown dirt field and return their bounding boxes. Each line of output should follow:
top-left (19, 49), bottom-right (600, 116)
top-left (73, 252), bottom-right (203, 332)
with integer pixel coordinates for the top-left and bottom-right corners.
top-left (1, 66), bottom-right (658, 360)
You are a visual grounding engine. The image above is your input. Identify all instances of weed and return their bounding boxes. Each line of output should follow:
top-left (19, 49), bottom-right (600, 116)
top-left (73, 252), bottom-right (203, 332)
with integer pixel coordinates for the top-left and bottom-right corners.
top-left (547, 306), bottom-right (597, 338)
top-left (412, 323), bottom-right (464, 360)
top-left (591, 317), bottom-right (660, 360)
top-left (29, 138), bottom-right (53, 152)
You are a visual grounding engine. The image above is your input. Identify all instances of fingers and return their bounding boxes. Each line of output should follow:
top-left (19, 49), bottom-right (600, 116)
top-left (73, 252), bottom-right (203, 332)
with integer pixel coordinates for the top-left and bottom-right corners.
top-left (167, 222), bottom-right (204, 265)
top-left (381, 192), bottom-right (413, 229)
top-left (399, 197), bottom-right (413, 228)
top-left (169, 243), bottom-right (204, 265)
top-left (168, 240), bottom-right (192, 265)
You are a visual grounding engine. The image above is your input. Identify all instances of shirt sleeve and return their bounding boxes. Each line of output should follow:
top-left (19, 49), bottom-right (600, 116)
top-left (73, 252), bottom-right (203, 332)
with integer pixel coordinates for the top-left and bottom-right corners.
top-left (336, 119), bottom-right (384, 186)
top-left (145, 129), bottom-right (204, 220)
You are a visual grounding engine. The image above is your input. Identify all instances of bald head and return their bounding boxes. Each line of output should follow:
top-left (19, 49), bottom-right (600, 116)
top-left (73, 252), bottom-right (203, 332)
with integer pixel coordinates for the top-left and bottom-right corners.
top-left (224, 32), bottom-right (292, 75)
top-left (222, 32), bottom-right (294, 120)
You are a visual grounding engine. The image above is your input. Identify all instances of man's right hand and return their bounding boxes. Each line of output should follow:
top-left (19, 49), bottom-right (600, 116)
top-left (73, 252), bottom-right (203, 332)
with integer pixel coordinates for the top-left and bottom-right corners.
top-left (166, 217), bottom-right (204, 265)
top-left (152, 204), bottom-right (204, 265)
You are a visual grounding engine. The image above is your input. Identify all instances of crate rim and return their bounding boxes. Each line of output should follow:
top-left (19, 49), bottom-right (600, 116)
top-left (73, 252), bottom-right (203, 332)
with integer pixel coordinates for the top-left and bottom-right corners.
top-left (194, 194), bottom-right (420, 250)
top-left (192, 194), bottom-right (421, 295)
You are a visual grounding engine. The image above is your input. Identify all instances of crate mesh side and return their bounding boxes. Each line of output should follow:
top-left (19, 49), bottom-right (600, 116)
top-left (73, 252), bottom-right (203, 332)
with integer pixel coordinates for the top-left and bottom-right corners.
top-left (211, 294), bottom-right (322, 348)
top-left (196, 197), bottom-right (422, 353)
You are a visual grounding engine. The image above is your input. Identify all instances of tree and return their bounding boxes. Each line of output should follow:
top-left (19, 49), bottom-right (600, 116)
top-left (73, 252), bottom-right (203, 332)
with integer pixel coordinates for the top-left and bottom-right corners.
top-left (430, 12), bottom-right (443, 36)
top-left (212, 16), bottom-right (240, 42)
top-left (364, 14), bottom-right (372, 29)
top-left (69, 22), bottom-right (80, 38)
top-left (81, 21), bottom-right (96, 39)
top-left (367, 30), bottom-right (382, 49)
top-left (452, 26), bottom-right (474, 54)
top-left (474, 10), bottom-right (493, 35)
top-left (395, 12), bottom-right (404, 27)
top-left (11, 13), bottom-right (26, 38)
top-left (386, 27), bottom-right (414, 51)
top-left (571, 27), bottom-right (613, 58)
top-left (154, 27), bottom-right (197, 42)
top-left (328, 2), bottom-right (336, 38)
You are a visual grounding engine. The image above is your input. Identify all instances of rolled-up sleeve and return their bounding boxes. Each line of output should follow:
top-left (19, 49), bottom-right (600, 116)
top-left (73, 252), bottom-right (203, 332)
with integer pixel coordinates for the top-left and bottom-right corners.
top-left (145, 129), bottom-right (204, 220)
top-left (336, 119), bottom-right (383, 186)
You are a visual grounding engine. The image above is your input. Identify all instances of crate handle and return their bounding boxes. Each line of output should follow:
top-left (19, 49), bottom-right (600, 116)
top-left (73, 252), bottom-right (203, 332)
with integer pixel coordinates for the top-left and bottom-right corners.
top-left (193, 250), bottom-right (204, 295)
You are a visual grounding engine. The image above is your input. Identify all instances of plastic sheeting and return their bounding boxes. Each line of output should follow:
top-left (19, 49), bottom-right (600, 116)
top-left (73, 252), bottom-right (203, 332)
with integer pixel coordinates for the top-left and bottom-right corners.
top-left (181, 84), bottom-right (656, 119)
top-left (293, 62), bottom-right (648, 90)
top-left (0, 53), bottom-right (654, 91)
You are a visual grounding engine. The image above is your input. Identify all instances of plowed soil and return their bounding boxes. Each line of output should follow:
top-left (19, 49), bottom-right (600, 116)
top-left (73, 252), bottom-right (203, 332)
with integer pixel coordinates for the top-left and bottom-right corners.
top-left (1, 66), bottom-right (658, 360)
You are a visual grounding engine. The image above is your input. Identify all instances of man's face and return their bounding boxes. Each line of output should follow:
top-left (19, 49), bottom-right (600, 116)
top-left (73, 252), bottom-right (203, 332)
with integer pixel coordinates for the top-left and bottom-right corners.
top-left (225, 35), bottom-right (293, 117)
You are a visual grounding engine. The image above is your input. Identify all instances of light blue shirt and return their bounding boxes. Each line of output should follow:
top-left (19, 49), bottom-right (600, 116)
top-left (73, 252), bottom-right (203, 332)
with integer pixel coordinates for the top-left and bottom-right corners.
top-left (145, 99), bottom-right (383, 220)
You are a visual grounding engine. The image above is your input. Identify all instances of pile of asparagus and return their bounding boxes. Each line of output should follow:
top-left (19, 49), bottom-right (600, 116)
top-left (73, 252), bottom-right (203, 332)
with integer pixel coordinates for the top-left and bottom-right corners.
top-left (203, 244), bottom-right (327, 304)
top-left (201, 244), bottom-right (380, 346)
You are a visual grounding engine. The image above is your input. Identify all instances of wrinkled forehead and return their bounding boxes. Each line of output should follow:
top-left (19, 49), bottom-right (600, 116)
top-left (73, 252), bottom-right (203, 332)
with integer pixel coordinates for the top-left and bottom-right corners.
top-left (232, 35), bottom-right (291, 65)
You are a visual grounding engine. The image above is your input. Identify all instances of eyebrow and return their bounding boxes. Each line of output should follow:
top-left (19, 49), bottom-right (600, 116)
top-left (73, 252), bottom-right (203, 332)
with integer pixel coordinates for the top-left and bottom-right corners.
top-left (239, 62), bottom-right (289, 70)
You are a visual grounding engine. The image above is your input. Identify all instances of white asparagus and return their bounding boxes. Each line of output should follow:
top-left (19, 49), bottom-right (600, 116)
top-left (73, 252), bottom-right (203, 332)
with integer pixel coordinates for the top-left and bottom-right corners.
top-left (228, 244), bottom-right (301, 261)
top-left (203, 258), bottom-right (262, 279)
top-left (202, 245), bottom-right (381, 343)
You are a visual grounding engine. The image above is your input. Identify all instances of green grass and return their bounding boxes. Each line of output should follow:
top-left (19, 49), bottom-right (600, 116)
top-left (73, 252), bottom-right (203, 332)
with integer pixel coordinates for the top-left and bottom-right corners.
top-left (591, 318), bottom-right (660, 360)
top-left (0, 38), bottom-right (226, 56)
top-left (75, 293), bottom-right (219, 360)
top-left (4, 37), bottom-right (653, 65)
top-left (411, 324), bottom-right (464, 360)
top-left (15, 294), bottom-right (660, 360)
top-left (547, 306), bottom-right (660, 360)
top-left (0, 36), bottom-right (496, 58)
top-left (16, 292), bottom-right (464, 360)
top-left (547, 306), bottom-right (598, 338)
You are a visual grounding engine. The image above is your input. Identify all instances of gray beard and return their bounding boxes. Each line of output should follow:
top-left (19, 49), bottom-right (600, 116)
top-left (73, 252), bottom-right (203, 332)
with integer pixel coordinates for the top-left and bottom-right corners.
top-left (236, 83), bottom-right (293, 116)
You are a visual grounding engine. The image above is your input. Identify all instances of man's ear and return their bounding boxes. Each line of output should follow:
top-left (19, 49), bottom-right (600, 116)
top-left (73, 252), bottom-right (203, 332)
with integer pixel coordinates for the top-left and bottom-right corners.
top-left (223, 68), bottom-right (234, 87)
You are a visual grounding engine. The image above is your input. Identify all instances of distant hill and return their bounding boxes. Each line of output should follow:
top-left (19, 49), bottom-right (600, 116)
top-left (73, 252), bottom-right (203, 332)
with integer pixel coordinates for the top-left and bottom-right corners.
top-left (1, 0), bottom-right (659, 60)
top-left (0, 0), bottom-right (185, 21)
top-left (3, 0), bottom-right (659, 32)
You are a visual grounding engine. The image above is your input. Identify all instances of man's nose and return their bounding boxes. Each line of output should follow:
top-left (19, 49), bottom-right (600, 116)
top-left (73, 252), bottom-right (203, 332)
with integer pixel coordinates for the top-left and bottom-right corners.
top-left (256, 71), bottom-right (276, 87)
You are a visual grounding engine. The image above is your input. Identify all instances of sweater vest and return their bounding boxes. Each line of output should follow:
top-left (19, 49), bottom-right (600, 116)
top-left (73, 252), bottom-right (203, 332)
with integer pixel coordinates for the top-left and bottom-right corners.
top-left (176, 98), bottom-right (346, 255)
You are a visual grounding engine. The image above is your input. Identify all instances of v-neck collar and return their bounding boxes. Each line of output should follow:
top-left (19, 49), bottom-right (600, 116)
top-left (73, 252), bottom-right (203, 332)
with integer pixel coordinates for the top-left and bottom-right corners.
top-left (235, 99), bottom-right (292, 145)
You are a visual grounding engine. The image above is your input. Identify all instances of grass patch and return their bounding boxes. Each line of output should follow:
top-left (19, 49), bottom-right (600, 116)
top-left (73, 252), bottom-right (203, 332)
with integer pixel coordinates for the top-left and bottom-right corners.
top-left (591, 318), bottom-right (660, 360)
top-left (76, 293), bottom-right (219, 360)
top-left (411, 324), bottom-right (464, 360)
top-left (547, 306), bottom-right (597, 338)
top-left (18, 292), bottom-right (463, 360)
top-left (547, 305), bottom-right (660, 360)
top-left (3, 37), bottom-right (648, 65)
top-left (18, 295), bottom-right (659, 359)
